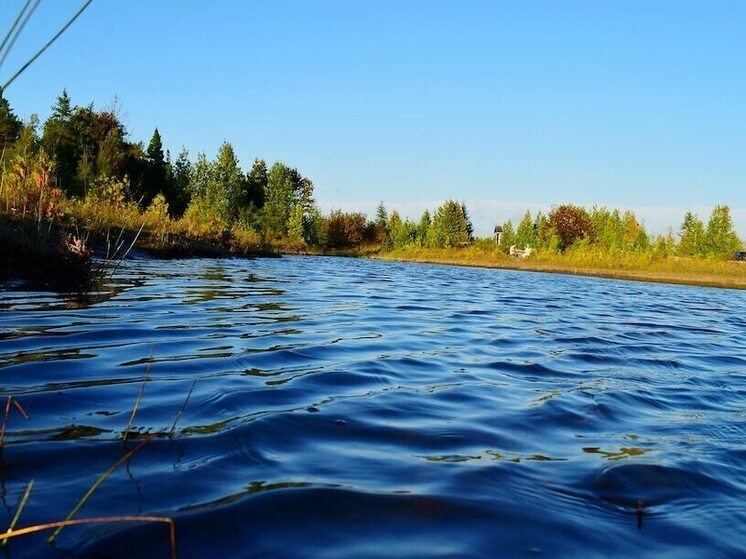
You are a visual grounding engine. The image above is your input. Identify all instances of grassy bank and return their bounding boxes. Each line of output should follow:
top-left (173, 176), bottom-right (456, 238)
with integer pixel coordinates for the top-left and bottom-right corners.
top-left (376, 246), bottom-right (746, 290)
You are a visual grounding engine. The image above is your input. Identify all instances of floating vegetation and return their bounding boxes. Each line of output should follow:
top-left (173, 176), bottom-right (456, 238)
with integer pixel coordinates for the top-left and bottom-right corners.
top-left (582, 446), bottom-right (649, 461)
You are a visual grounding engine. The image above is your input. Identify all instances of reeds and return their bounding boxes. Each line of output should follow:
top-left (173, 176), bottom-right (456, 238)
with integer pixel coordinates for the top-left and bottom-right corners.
top-left (0, 395), bottom-right (29, 450)
top-left (2, 479), bottom-right (33, 546)
top-left (122, 346), bottom-right (153, 442)
top-left (0, 356), bottom-right (200, 558)
top-left (47, 437), bottom-right (153, 542)
top-left (0, 517), bottom-right (176, 559)
top-left (169, 380), bottom-right (197, 438)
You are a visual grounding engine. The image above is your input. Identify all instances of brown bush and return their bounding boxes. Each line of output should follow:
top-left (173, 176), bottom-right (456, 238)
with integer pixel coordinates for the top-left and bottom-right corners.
top-left (549, 204), bottom-right (595, 250)
top-left (325, 211), bottom-right (370, 248)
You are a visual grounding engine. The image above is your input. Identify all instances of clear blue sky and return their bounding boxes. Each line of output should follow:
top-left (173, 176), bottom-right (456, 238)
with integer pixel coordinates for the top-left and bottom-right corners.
top-left (2, 1), bottom-right (745, 235)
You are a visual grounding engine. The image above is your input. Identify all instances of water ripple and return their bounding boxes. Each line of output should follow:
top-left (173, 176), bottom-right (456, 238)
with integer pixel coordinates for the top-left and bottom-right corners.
top-left (1, 256), bottom-right (745, 558)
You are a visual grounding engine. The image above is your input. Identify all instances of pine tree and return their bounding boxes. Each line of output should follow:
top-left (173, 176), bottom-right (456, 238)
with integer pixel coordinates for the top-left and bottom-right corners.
top-left (145, 128), bottom-right (167, 203)
top-left (42, 90), bottom-right (77, 194)
top-left (704, 205), bottom-right (742, 258)
top-left (374, 201), bottom-right (389, 244)
top-left (430, 200), bottom-right (471, 247)
top-left (499, 220), bottom-right (516, 252)
top-left (245, 158), bottom-right (267, 209)
top-left (169, 147), bottom-right (191, 216)
top-left (211, 141), bottom-right (245, 221)
top-left (188, 152), bottom-right (211, 199)
top-left (678, 211), bottom-right (705, 257)
top-left (461, 203), bottom-right (474, 241)
top-left (375, 201), bottom-right (388, 228)
top-left (515, 210), bottom-right (535, 249)
top-left (418, 209), bottom-right (431, 246)
top-left (0, 88), bottom-right (21, 150)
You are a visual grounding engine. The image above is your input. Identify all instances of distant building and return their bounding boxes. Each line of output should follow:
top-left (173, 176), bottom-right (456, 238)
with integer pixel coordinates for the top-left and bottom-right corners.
top-left (493, 225), bottom-right (503, 244)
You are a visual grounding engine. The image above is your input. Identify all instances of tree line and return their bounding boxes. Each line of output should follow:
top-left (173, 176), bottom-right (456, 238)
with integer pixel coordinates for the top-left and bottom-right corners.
top-left (1, 89), bottom-right (742, 258)
top-left (496, 204), bottom-right (742, 259)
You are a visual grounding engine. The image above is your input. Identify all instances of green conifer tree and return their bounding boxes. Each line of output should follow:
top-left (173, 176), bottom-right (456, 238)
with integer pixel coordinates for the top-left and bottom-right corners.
top-left (145, 128), bottom-right (167, 203)
top-left (704, 205), bottom-right (742, 258)
top-left (515, 210), bottom-right (535, 249)
top-left (42, 90), bottom-right (77, 194)
top-left (418, 209), bottom-right (431, 246)
top-left (165, 147), bottom-right (191, 216)
top-left (499, 220), bottom-right (516, 252)
top-left (0, 88), bottom-right (21, 150)
top-left (678, 211), bottom-right (705, 257)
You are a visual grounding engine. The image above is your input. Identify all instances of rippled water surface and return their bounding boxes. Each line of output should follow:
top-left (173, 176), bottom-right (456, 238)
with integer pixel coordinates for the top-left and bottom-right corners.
top-left (1, 256), bottom-right (745, 558)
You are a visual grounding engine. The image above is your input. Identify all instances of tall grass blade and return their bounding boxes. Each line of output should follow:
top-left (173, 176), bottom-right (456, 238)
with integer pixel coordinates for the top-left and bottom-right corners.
top-left (169, 381), bottom-right (197, 437)
top-left (47, 437), bottom-right (152, 543)
top-left (108, 221), bottom-right (145, 278)
top-left (0, 396), bottom-right (30, 450)
top-left (2, 479), bottom-right (34, 546)
top-left (123, 346), bottom-right (153, 442)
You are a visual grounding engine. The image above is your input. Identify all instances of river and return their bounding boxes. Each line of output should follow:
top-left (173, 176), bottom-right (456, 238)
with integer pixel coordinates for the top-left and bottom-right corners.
top-left (1, 256), bottom-right (744, 558)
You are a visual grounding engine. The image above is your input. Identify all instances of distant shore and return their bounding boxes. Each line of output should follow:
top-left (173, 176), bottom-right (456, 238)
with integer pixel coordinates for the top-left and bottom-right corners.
top-left (372, 248), bottom-right (746, 290)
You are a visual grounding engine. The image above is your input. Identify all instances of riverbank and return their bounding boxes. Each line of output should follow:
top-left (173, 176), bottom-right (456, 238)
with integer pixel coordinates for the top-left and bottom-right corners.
top-left (375, 247), bottom-right (746, 290)
top-left (0, 212), bottom-right (277, 289)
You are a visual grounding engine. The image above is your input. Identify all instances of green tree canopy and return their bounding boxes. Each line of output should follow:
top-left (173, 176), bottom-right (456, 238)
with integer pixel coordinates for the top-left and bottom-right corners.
top-left (211, 141), bottom-right (245, 220)
top-left (704, 205), bottom-right (742, 258)
top-left (169, 147), bottom-right (191, 217)
top-left (0, 88), bottom-right (21, 150)
top-left (515, 210), bottom-right (535, 249)
top-left (430, 200), bottom-right (473, 247)
top-left (41, 90), bottom-right (77, 195)
top-left (145, 128), bottom-right (167, 204)
top-left (678, 211), bottom-right (705, 257)
top-left (244, 158), bottom-right (267, 210)
top-left (263, 162), bottom-right (313, 236)
top-left (499, 220), bottom-right (516, 252)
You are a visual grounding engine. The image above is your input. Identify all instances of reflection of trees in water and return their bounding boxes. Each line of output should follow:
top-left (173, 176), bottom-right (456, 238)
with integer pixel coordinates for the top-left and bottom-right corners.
top-left (181, 265), bottom-right (287, 306)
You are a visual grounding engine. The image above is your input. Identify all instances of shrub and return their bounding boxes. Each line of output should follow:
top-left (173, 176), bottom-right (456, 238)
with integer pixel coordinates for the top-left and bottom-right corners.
top-left (229, 225), bottom-right (263, 255)
top-left (549, 204), bottom-right (595, 250)
top-left (144, 193), bottom-right (171, 238)
top-left (325, 210), bottom-right (369, 248)
top-left (178, 197), bottom-right (228, 240)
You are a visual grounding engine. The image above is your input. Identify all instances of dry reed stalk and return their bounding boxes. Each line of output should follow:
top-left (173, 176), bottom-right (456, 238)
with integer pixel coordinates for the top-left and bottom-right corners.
top-left (0, 395), bottom-right (30, 449)
top-left (169, 380), bottom-right (197, 438)
top-left (123, 346), bottom-right (154, 442)
top-left (48, 437), bottom-right (152, 543)
top-left (2, 516), bottom-right (176, 559)
top-left (108, 221), bottom-right (146, 278)
top-left (1, 479), bottom-right (34, 546)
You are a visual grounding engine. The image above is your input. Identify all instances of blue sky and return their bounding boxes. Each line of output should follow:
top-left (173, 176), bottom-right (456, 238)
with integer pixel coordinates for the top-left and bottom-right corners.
top-left (2, 1), bottom-right (745, 235)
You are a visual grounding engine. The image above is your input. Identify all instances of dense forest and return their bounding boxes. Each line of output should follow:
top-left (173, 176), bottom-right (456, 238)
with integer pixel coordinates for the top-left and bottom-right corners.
top-left (1, 89), bottom-right (743, 264)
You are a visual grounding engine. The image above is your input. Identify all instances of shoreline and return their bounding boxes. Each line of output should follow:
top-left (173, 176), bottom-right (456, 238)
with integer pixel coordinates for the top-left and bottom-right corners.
top-left (371, 253), bottom-right (746, 291)
top-left (3, 212), bottom-right (744, 291)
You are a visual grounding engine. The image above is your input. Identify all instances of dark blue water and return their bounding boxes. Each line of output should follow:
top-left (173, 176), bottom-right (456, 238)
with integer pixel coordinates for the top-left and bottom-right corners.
top-left (1, 256), bottom-right (745, 558)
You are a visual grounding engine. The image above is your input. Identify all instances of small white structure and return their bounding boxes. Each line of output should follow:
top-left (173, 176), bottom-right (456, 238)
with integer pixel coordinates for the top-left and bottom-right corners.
top-left (493, 225), bottom-right (503, 244)
top-left (509, 245), bottom-right (533, 258)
